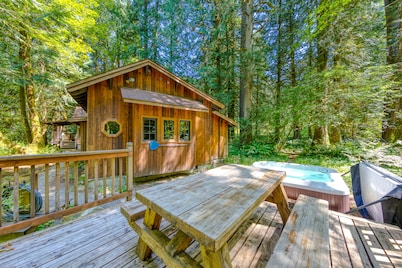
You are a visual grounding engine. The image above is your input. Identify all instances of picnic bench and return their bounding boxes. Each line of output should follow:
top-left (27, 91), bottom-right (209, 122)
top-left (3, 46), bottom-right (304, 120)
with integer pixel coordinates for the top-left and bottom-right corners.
top-left (267, 194), bottom-right (330, 267)
top-left (121, 164), bottom-right (290, 267)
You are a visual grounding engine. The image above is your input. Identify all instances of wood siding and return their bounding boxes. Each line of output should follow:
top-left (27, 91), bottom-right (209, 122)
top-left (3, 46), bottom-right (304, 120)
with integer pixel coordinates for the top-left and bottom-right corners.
top-left (85, 65), bottom-right (230, 178)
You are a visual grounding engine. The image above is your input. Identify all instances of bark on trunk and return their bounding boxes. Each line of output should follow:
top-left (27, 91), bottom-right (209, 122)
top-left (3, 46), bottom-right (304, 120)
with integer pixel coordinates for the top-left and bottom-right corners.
top-left (239, 0), bottom-right (253, 145)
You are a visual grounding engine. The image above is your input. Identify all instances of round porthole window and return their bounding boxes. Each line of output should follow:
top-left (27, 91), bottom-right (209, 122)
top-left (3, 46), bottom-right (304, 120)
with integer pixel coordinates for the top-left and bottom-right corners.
top-left (102, 119), bottom-right (122, 137)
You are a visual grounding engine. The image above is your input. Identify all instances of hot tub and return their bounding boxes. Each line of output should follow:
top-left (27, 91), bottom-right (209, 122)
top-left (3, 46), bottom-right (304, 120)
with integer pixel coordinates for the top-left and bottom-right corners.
top-left (253, 161), bottom-right (350, 212)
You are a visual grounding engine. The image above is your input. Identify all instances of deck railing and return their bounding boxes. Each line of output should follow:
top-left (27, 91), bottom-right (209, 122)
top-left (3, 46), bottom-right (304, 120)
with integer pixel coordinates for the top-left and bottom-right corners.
top-left (0, 142), bottom-right (133, 236)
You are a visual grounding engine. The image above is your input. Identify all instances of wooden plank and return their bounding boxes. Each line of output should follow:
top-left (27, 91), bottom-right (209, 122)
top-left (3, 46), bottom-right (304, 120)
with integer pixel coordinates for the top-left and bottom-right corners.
top-left (84, 160), bottom-right (89, 203)
top-left (120, 200), bottom-right (146, 222)
top-left (13, 167), bottom-right (19, 222)
top-left (328, 213), bottom-right (352, 267)
top-left (55, 163), bottom-right (60, 211)
top-left (266, 183), bottom-right (290, 223)
top-left (368, 222), bottom-right (402, 267)
top-left (103, 159), bottom-right (107, 198)
top-left (30, 165), bottom-right (36, 218)
top-left (338, 215), bottom-right (372, 268)
top-left (5, 216), bottom-right (128, 267)
top-left (385, 226), bottom-right (402, 267)
top-left (250, 204), bottom-right (283, 267)
top-left (108, 219), bottom-right (179, 268)
top-left (137, 207), bottom-right (162, 260)
top-left (132, 219), bottom-right (201, 267)
top-left (73, 162), bottom-right (78, 206)
top-left (353, 219), bottom-right (389, 267)
top-left (65, 162), bottom-right (70, 209)
top-left (94, 159), bottom-right (99, 201)
top-left (267, 195), bottom-right (329, 268)
top-left (200, 243), bottom-right (232, 268)
top-left (165, 230), bottom-right (193, 257)
top-left (231, 202), bottom-right (272, 267)
top-left (0, 208), bottom-right (124, 265)
top-left (136, 166), bottom-right (285, 252)
top-left (44, 164), bottom-right (50, 213)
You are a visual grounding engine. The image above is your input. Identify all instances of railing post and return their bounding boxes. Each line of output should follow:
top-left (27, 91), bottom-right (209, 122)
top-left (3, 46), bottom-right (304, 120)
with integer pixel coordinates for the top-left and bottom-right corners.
top-left (126, 142), bottom-right (133, 201)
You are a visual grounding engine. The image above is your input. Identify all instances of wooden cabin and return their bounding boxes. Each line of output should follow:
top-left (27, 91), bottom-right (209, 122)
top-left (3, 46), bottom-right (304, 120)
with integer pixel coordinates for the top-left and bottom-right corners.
top-left (47, 107), bottom-right (87, 150)
top-left (67, 59), bottom-right (237, 178)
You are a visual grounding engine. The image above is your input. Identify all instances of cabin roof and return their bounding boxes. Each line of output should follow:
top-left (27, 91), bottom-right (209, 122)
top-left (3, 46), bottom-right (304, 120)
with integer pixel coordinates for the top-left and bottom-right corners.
top-left (67, 59), bottom-right (225, 111)
top-left (213, 111), bottom-right (239, 127)
top-left (121, 87), bottom-right (209, 113)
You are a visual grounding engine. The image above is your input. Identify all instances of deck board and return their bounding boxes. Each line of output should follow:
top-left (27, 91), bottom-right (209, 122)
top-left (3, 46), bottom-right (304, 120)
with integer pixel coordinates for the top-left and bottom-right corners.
top-left (0, 197), bottom-right (401, 267)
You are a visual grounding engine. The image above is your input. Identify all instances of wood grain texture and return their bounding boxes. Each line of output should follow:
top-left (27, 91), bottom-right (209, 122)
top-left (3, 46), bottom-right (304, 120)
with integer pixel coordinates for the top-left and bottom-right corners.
top-left (1, 198), bottom-right (401, 267)
top-left (136, 165), bottom-right (285, 252)
top-left (267, 194), bottom-right (330, 268)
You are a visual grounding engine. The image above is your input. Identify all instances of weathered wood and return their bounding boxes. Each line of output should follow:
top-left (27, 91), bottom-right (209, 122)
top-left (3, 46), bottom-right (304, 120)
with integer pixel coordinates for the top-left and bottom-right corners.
top-left (166, 230), bottom-right (193, 257)
top-left (201, 243), bottom-right (232, 268)
top-left (328, 212), bottom-right (351, 267)
top-left (73, 162), bottom-right (78, 206)
top-left (64, 162), bottom-right (70, 209)
top-left (136, 165), bottom-right (285, 252)
top-left (339, 215), bottom-right (372, 268)
top-left (45, 164), bottom-right (50, 213)
top-left (267, 194), bottom-right (330, 268)
top-left (137, 207), bottom-right (162, 260)
top-left (13, 167), bottom-right (19, 222)
top-left (0, 191), bottom-right (130, 236)
top-left (132, 219), bottom-right (201, 267)
top-left (0, 149), bottom-right (130, 168)
top-left (133, 165), bottom-right (287, 268)
top-left (266, 183), bottom-right (290, 223)
top-left (120, 200), bottom-right (146, 222)
top-left (30, 165), bottom-right (36, 218)
top-left (1, 196), bottom-right (401, 267)
top-left (55, 163), bottom-right (60, 211)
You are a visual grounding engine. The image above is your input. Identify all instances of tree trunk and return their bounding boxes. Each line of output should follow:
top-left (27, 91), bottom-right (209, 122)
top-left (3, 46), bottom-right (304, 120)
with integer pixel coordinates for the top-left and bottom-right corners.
top-left (274, 0), bottom-right (283, 143)
top-left (382, 0), bottom-right (401, 142)
top-left (312, 0), bottom-right (330, 147)
top-left (239, 0), bottom-right (253, 145)
top-left (330, 126), bottom-right (342, 144)
top-left (19, 29), bottom-right (45, 152)
top-left (288, 4), bottom-right (301, 140)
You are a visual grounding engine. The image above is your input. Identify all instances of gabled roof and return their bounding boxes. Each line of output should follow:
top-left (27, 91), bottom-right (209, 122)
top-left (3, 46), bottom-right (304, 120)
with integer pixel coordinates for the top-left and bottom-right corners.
top-left (67, 59), bottom-right (225, 110)
top-left (212, 111), bottom-right (239, 127)
top-left (121, 87), bottom-right (209, 112)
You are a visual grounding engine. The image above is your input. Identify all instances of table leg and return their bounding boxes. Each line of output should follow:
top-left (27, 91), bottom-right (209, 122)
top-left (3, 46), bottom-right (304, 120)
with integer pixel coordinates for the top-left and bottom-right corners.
top-left (137, 207), bottom-right (162, 260)
top-left (267, 184), bottom-right (290, 223)
top-left (201, 243), bottom-right (232, 268)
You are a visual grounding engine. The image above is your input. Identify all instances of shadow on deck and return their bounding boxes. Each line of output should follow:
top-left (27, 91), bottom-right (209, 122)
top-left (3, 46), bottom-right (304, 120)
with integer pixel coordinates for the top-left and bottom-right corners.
top-left (0, 199), bottom-right (401, 267)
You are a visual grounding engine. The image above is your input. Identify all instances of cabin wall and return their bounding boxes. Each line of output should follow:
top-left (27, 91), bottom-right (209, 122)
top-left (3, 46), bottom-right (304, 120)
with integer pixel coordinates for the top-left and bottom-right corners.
top-left (86, 65), bottom-right (228, 178)
top-left (131, 103), bottom-right (196, 177)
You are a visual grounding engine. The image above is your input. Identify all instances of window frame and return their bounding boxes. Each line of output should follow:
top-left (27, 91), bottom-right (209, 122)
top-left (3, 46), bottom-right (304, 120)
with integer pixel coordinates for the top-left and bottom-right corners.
top-left (162, 118), bottom-right (176, 142)
top-left (179, 119), bottom-right (191, 142)
top-left (101, 119), bottom-right (122, 138)
top-left (142, 117), bottom-right (158, 142)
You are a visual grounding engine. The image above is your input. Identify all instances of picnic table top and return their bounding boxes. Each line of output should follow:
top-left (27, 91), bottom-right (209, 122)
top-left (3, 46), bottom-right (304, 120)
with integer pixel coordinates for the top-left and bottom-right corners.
top-left (136, 164), bottom-right (286, 251)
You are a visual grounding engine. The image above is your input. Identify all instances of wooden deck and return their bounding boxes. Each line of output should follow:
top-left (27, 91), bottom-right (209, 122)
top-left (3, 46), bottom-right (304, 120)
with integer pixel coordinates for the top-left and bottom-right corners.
top-left (0, 198), bottom-right (401, 267)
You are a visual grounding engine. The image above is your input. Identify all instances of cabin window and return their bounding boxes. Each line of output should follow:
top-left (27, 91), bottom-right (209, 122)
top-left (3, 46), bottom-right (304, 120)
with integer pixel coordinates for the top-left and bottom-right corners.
top-left (143, 118), bottom-right (157, 141)
top-left (163, 120), bottom-right (175, 140)
top-left (179, 120), bottom-right (191, 141)
top-left (101, 119), bottom-right (122, 137)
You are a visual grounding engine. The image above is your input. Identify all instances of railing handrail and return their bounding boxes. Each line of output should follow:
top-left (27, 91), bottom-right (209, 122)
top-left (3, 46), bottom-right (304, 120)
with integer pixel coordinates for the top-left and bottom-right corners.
top-left (0, 149), bottom-right (130, 168)
top-left (0, 142), bottom-right (133, 237)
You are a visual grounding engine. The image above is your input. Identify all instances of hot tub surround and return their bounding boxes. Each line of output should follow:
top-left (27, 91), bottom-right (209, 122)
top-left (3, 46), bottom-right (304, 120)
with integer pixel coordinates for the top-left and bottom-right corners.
top-left (253, 161), bottom-right (350, 213)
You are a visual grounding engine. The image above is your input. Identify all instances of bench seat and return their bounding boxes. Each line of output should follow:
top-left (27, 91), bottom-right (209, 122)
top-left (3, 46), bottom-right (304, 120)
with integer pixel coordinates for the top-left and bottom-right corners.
top-left (267, 194), bottom-right (329, 268)
top-left (120, 200), bottom-right (146, 222)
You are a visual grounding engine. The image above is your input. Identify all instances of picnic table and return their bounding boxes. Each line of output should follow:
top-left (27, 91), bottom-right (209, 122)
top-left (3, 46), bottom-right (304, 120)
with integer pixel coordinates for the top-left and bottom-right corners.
top-left (131, 164), bottom-right (290, 267)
